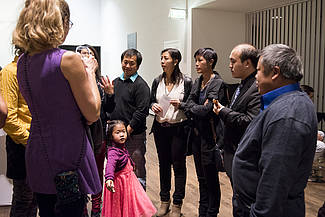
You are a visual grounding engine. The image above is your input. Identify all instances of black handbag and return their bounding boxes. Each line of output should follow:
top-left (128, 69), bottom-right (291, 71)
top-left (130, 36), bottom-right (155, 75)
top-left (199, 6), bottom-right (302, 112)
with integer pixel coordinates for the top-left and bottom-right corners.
top-left (215, 146), bottom-right (225, 172)
top-left (209, 118), bottom-right (226, 172)
top-left (54, 171), bottom-right (82, 204)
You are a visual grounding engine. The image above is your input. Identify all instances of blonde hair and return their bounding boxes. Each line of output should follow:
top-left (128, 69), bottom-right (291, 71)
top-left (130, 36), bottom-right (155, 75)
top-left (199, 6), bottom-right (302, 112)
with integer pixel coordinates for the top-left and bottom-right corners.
top-left (12, 0), bottom-right (70, 54)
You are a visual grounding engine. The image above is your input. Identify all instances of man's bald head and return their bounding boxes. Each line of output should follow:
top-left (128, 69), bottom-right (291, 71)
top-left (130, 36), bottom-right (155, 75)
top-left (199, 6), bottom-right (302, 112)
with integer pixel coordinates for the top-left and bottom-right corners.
top-left (233, 44), bottom-right (259, 68)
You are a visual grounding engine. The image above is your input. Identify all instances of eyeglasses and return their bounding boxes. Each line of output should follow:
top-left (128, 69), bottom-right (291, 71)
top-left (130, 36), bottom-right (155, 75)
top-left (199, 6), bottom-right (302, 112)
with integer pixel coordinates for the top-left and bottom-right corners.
top-left (69, 20), bottom-right (73, 29)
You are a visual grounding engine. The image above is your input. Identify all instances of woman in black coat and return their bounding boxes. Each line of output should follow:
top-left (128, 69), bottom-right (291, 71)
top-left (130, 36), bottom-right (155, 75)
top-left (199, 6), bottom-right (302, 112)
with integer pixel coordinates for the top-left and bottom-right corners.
top-left (150, 48), bottom-right (192, 217)
top-left (185, 48), bottom-right (225, 217)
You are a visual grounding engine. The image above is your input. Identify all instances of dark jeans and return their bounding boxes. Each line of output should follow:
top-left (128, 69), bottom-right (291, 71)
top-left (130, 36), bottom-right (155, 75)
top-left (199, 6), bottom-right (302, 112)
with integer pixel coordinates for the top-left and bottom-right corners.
top-left (153, 121), bottom-right (187, 205)
top-left (10, 179), bottom-right (37, 217)
top-left (35, 193), bottom-right (86, 217)
top-left (126, 131), bottom-right (146, 189)
top-left (192, 136), bottom-right (221, 217)
top-left (223, 150), bottom-right (234, 186)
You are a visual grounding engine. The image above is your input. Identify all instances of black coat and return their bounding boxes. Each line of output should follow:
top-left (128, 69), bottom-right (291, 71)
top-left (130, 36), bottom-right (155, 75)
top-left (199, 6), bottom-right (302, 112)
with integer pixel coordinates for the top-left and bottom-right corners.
top-left (218, 72), bottom-right (260, 153)
top-left (185, 72), bottom-right (225, 165)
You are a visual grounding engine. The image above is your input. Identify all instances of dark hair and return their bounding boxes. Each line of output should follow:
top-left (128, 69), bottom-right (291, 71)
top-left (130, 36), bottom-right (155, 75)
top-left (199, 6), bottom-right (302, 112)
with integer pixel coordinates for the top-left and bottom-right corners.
top-left (238, 46), bottom-right (259, 68)
top-left (161, 48), bottom-right (183, 85)
top-left (121, 49), bottom-right (142, 67)
top-left (301, 84), bottom-right (314, 95)
top-left (106, 120), bottom-right (126, 143)
top-left (82, 44), bottom-right (101, 80)
top-left (194, 48), bottom-right (218, 69)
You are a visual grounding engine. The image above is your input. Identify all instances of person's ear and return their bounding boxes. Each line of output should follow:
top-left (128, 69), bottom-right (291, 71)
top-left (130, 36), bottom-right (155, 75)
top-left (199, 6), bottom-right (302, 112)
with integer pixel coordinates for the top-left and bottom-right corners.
top-left (209, 59), bottom-right (214, 66)
top-left (174, 59), bottom-right (179, 66)
top-left (271, 66), bottom-right (280, 80)
top-left (244, 59), bottom-right (251, 68)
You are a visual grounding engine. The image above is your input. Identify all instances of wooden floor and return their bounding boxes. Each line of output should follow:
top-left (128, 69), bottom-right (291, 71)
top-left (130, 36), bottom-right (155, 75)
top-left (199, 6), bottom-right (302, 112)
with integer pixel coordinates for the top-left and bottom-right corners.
top-left (0, 115), bottom-right (324, 217)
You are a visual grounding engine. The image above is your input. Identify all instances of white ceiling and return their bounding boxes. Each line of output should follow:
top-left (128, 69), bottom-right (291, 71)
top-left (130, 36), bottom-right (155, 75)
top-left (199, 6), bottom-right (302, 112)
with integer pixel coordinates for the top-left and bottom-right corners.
top-left (196, 0), bottom-right (306, 12)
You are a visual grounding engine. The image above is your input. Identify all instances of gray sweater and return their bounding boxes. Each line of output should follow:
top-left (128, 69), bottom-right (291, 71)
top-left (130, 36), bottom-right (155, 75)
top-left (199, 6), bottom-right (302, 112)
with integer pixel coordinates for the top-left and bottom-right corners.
top-left (233, 90), bottom-right (317, 217)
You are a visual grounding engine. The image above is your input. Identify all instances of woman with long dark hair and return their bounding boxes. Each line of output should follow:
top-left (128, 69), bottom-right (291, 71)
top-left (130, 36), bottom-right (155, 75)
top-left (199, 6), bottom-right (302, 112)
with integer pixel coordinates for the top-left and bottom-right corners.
top-left (150, 48), bottom-right (192, 217)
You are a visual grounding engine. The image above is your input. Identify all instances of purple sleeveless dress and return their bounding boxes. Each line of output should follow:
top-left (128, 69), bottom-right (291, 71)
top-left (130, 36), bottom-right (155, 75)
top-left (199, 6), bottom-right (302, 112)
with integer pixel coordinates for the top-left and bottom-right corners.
top-left (17, 48), bottom-right (102, 195)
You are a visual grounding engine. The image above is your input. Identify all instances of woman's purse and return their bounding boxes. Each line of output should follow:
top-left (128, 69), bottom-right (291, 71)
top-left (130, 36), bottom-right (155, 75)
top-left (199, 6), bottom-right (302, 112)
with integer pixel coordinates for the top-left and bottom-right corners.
top-left (210, 118), bottom-right (225, 172)
top-left (54, 171), bottom-right (82, 204)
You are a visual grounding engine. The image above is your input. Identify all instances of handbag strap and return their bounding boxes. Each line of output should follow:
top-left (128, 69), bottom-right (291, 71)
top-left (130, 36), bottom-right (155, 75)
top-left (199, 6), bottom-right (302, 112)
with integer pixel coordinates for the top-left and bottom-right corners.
top-left (23, 54), bottom-right (86, 170)
top-left (209, 118), bottom-right (217, 144)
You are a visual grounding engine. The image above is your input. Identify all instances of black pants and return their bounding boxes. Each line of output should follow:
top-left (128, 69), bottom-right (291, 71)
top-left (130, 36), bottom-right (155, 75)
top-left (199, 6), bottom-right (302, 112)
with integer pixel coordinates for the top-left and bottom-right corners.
top-left (223, 150), bottom-right (234, 186)
top-left (192, 136), bottom-right (221, 217)
top-left (126, 131), bottom-right (147, 189)
top-left (153, 121), bottom-right (187, 205)
top-left (10, 179), bottom-right (37, 217)
top-left (35, 193), bottom-right (86, 217)
top-left (6, 136), bottom-right (37, 217)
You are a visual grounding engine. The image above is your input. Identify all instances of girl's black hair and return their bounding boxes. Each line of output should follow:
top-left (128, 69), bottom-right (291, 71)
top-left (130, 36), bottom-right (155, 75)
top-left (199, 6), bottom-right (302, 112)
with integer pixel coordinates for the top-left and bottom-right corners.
top-left (106, 120), bottom-right (126, 144)
top-left (161, 48), bottom-right (183, 85)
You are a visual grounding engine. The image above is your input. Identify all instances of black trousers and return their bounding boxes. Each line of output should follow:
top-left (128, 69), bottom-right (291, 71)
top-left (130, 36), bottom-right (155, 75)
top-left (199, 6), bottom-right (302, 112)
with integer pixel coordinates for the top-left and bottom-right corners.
top-left (192, 136), bottom-right (221, 217)
top-left (153, 121), bottom-right (187, 205)
top-left (223, 150), bottom-right (234, 186)
top-left (6, 136), bottom-right (37, 217)
top-left (35, 193), bottom-right (86, 217)
top-left (10, 179), bottom-right (37, 217)
top-left (126, 131), bottom-right (147, 189)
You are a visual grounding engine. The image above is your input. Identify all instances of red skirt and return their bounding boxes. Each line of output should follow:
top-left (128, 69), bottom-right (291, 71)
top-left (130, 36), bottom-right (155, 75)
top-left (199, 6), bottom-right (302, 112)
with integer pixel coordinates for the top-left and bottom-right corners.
top-left (102, 160), bottom-right (157, 217)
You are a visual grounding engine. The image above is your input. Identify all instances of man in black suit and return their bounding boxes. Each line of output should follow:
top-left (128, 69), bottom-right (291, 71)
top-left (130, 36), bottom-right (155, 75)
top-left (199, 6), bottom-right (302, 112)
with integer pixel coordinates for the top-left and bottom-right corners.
top-left (213, 44), bottom-right (260, 183)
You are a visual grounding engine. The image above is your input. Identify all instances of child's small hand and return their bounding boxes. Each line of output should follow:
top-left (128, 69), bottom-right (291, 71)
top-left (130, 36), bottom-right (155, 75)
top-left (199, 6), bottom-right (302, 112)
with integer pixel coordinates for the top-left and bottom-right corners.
top-left (105, 180), bottom-right (115, 193)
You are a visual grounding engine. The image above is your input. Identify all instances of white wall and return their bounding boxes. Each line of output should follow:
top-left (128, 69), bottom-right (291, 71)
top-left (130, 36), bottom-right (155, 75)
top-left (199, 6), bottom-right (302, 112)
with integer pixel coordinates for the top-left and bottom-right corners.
top-left (100, 0), bottom-right (187, 86)
top-left (0, 0), bottom-right (246, 86)
top-left (192, 8), bottom-right (246, 83)
top-left (0, 0), bottom-right (101, 68)
top-left (0, 0), bottom-right (24, 68)
top-left (64, 0), bottom-right (101, 46)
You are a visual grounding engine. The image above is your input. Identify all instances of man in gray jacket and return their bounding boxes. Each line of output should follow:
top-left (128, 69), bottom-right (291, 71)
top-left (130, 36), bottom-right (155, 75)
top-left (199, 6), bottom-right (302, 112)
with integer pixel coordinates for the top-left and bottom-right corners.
top-left (232, 44), bottom-right (318, 217)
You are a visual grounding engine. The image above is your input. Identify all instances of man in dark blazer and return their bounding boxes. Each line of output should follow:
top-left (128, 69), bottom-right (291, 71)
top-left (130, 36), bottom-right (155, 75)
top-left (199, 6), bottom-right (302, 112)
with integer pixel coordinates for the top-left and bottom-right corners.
top-left (213, 44), bottom-right (260, 183)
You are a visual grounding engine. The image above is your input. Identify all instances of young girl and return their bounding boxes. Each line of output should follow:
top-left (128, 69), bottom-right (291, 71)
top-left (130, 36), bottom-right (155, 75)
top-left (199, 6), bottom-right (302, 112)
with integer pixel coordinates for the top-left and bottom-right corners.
top-left (102, 120), bottom-right (157, 217)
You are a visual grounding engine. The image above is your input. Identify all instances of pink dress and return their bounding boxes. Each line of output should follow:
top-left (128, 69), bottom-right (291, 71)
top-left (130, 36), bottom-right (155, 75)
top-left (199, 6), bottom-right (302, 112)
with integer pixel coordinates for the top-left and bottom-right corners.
top-left (102, 160), bottom-right (157, 217)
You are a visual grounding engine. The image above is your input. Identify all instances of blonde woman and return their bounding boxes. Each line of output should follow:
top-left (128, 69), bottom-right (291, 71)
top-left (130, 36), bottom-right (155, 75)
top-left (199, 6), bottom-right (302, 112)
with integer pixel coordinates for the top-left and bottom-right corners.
top-left (12, 0), bottom-right (101, 216)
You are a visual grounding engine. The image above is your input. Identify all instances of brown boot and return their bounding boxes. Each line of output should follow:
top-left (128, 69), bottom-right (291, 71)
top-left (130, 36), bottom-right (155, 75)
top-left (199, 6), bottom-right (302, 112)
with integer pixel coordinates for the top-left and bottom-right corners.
top-left (169, 204), bottom-right (182, 217)
top-left (156, 200), bottom-right (170, 216)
